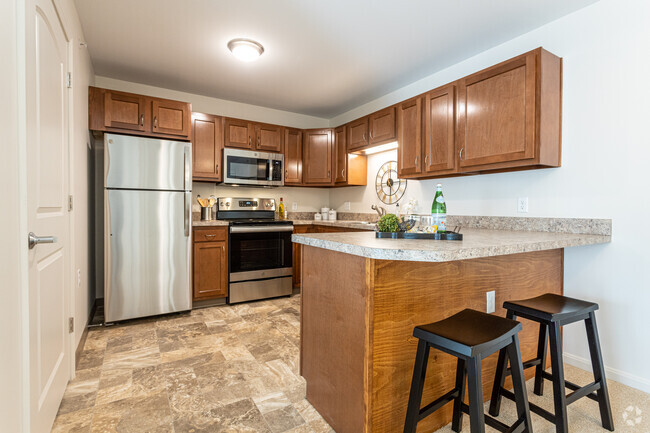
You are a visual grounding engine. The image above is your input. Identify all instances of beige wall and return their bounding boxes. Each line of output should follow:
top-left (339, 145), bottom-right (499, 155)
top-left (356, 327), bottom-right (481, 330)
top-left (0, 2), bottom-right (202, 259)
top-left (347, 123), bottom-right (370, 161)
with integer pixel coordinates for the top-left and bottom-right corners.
top-left (0, 0), bottom-right (26, 430)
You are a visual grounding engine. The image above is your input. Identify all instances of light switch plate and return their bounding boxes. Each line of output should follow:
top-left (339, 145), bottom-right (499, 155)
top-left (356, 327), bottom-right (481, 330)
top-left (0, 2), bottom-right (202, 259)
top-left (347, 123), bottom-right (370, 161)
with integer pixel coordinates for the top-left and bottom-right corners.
top-left (343, 201), bottom-right (351, 211)
top-left (292, 202), bottom-right (298, 211)
top-left (486, 291), bottom-right (495, 314)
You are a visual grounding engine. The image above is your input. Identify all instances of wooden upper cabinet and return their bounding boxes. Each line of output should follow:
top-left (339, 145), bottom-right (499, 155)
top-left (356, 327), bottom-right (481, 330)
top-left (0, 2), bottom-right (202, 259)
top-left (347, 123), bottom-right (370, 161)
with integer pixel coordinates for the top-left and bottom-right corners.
top-left (152, 99), bottom-right (191, 137)
top-left (303, 129), bottom-right (333, 184)
top-left (193, 228), bottom-right (228, 300)
top-left (347, 117), bottom-right (369, 151)
top-left (424, 84), bottom-right (456, 175)
top-left (192, 113), bottom-right (224, 182)
top-left (457, 48), bottom-right (561, 171)
top-left (397, 97), bottom-right (423, 177)
top-left (103, 89), bottom-right (147, 132)
top-left (89, 87), bottom-right (191, 140)
top-left (369, 106), bottom-right (396, 145)
top-left (255, 123), bottom-right (283, 152)
top-left (334, 126), bottom-right (347, 184)
top-left (284, 127), bottom-right (303, 185)
top-left (224, 118), bottom-right (254, 149)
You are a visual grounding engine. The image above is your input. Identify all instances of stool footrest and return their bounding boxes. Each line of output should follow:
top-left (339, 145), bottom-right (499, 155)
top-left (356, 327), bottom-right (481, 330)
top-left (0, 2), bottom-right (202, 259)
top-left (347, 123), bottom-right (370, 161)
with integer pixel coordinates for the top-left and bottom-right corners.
top-left (460, 403), bottom-right (527, 433)
top-left (418, 388), bottom-right (459, 421)
top-left (504, 357), bottom-right (542, 376)
top-left (499, 388), bottom-right (556, 424)
top-left (540, 371), bottom-right (600, 403)
top-left (566, 381), bottom-right (601, 405)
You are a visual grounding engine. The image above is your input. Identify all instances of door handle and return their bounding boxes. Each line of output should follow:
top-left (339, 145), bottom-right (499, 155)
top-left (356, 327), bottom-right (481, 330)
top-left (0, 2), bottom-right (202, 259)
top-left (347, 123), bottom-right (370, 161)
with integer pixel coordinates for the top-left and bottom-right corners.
top-left (28, 232), bottom-right (57, 249)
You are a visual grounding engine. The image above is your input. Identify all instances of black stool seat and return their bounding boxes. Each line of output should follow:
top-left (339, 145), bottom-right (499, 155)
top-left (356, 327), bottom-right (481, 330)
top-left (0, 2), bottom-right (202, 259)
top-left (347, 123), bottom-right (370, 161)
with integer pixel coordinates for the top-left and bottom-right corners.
top-left (404, 309), bottom-right (532, 433)
top-left (504, 294), bottom-right (598, 324)
top-left (415, 309), bottom-right (522, 357)
top-left (490, 294), bottom-right (614, 433)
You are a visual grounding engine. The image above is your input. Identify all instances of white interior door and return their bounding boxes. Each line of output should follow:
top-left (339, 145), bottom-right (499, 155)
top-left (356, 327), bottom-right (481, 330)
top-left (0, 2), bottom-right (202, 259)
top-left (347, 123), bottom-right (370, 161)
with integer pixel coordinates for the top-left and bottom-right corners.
top-left (26, 0), bottom-right (71, 431)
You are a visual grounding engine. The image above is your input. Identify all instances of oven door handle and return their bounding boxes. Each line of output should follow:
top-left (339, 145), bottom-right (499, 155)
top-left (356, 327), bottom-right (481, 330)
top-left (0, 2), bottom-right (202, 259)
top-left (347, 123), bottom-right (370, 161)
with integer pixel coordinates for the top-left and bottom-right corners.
top-left (230, 225), bottom-right (294, 233)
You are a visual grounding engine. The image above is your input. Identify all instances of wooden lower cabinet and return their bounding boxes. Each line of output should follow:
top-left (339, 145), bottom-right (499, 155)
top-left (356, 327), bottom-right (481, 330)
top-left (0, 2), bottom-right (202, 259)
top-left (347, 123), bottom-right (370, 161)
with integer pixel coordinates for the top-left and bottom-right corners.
top-left (292, 225), bottom-right (369, 289)
top-left (192, 227), bottom-right (228, 300)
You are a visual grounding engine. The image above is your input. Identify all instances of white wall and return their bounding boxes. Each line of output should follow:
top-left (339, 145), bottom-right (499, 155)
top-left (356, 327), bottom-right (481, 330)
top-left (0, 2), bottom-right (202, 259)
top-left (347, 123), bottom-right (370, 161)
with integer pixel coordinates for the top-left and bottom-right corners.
top-left (331, 0), bottom-right (650, 392)
top-left (94, 76), bottom-right (330, 129)
top-left (53, 0), bottom-right (96, 353)
top-left (0, 0), bottom-right (26, 429)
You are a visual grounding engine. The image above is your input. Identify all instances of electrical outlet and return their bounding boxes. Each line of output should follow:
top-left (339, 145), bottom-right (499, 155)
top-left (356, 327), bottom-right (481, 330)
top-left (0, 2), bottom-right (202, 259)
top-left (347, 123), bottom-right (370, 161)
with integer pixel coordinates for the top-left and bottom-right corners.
top-left (292, 202), bottom-right (298, 211)
top-left (486, 291), bottom-right (495, 314)
top-left (517, 197), bottom-right (529, 213)
top-left (77, 269), bottom-right (81, 288)
top-left (343, 201), bottom-right (351, 211)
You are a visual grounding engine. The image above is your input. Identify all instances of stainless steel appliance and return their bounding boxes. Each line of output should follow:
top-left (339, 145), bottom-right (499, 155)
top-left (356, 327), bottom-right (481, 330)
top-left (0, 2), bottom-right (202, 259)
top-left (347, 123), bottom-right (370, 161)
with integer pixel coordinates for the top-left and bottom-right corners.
top-left (217, 197), bottom-right (293, 303)
top-left (103, 133), bottom-right (192, 322)
top-left (223, 148), bottom-right (284, 186)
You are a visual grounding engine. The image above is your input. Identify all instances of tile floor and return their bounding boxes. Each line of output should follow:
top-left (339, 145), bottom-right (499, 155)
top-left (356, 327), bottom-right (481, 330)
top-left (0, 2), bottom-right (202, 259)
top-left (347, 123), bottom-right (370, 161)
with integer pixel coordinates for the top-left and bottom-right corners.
top-left (52, 295), bottom-right (650, 433)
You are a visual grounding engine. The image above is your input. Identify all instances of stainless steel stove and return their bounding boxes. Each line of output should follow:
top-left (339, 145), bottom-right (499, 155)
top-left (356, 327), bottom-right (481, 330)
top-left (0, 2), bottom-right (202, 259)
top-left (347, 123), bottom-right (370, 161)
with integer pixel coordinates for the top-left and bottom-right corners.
top-left (217, 198), bottom-right (293, 304)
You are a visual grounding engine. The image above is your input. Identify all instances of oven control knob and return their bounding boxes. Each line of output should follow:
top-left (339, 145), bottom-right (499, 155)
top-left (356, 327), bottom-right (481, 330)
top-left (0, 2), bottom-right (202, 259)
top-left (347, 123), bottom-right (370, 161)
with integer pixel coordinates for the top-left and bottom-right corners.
top-left (226, 202), bottom-right (230, 207)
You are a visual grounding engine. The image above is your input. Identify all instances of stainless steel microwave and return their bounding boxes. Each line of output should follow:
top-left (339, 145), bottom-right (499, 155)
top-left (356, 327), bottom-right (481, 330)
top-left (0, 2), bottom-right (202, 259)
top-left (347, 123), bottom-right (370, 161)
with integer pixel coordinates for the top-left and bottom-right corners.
top-left (223, 148), bottom-right (284, 187)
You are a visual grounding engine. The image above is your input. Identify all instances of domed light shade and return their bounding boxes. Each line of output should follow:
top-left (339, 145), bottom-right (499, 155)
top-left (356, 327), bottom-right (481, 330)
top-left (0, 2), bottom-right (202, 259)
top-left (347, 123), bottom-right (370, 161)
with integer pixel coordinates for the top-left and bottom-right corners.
top-left (227, 38), bottom-right (264, 62)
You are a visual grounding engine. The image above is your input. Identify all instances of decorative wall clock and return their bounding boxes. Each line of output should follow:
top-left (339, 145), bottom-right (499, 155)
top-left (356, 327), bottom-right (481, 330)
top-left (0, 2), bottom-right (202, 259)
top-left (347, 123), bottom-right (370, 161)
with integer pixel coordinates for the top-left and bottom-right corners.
top-left (375, 160), bottom-right (407, 204)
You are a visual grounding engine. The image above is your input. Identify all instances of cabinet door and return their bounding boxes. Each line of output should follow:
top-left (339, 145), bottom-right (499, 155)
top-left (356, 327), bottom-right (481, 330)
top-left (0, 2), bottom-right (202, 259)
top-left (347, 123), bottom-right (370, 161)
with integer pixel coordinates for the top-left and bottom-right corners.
top-left (347, 117), bottom-right (369, 151)
top-left (369, 106), bottom-right (396, 145)
top-left (303, 129), bottom-right (333, 184)
top-left (224, 118), bottom-right (254, 149)
top-left (192, 113), bottom-right (223, 181)
top-left (103, 90), bottom-right (147, 132)
top-left (255, 123), bottom-right (283, 153)
top-left (424, 85), bottom-right (456, 174)
top-left (397, 97), bottom-right (423, 177)
top-left (334, 125), bottom-right (347, 183)
top-left (284, 127), bottom-right (303, 185)
top-left (457, 52), bottom-right (536, 169)
top-left (193, 240), bottom-right (228, 299)
top-left (152, 99), bottom-right (191, 138)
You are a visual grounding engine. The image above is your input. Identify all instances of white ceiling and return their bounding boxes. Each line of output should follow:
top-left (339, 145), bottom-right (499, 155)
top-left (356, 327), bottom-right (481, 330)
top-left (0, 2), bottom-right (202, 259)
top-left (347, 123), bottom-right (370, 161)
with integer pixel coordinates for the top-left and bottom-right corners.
top-left (75, 0), bottom-right (598, 118)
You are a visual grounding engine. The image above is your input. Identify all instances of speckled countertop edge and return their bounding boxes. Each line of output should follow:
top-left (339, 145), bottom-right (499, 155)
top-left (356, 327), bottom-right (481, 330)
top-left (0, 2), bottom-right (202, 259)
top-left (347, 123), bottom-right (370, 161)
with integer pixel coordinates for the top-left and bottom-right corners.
top-left (291, 228), bottom-right (611, 262)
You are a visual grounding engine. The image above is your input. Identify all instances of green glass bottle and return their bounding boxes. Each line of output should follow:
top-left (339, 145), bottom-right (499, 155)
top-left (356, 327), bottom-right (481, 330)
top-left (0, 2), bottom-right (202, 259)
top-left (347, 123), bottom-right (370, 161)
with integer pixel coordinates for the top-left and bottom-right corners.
top-left (431, 184), bottom-right (447, 233)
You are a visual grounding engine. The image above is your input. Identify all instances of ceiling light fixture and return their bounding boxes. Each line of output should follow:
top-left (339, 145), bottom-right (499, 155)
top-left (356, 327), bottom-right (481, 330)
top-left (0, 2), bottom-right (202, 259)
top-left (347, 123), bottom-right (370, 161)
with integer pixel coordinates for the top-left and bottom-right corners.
top-left (227, 38), bottom-right (264, 62)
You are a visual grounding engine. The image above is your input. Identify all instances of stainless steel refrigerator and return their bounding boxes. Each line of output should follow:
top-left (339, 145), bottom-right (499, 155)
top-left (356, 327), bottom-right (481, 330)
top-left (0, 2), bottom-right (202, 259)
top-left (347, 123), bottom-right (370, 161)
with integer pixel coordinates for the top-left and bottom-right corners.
top-left (103, 133), bottom-right (192, 322)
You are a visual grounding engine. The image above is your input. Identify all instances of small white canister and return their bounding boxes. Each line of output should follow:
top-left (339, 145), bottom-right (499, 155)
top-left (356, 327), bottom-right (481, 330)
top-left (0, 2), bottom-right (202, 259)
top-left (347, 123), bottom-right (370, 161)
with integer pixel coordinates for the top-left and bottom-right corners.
top-left (328, 209), bottom-right (337, 221)
top-left (314, 213), bottom-right (322, 221)
top-left (321, 211), bottom-right (329, 220)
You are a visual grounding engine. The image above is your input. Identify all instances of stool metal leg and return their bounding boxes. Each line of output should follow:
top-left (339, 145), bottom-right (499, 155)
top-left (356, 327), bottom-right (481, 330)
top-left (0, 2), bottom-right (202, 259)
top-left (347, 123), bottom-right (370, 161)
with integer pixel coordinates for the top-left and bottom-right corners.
top-left (533, 322), bottom-right (548, 396)
top-left (404, 340), bottom-right (430, 433)
top-left (506, 335), bottom-right (533, 433)
top-left (451, 358), bottom-right (467, 432)
top-left (585, 312), bottom-right (614, 431)
top-left (488, 310), bottom-right (515, 417)
top-left (467, 356), bottom-right (486, 433)
top-left (548, 321), bottom-right (569, 433)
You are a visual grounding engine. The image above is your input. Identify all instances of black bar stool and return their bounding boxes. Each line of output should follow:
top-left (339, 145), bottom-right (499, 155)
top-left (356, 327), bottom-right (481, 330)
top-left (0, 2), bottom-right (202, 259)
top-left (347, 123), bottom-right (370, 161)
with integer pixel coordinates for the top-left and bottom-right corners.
top-left (489, 294), bottom-right (614, 433)
top-left (404, 309), bottom-right (533, 433)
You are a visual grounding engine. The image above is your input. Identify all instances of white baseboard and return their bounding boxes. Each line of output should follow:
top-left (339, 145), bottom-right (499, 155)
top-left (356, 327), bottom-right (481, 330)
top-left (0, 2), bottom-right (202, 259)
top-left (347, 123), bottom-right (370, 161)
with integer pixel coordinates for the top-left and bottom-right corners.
top-left (564, 353), bottom-right (650, 394)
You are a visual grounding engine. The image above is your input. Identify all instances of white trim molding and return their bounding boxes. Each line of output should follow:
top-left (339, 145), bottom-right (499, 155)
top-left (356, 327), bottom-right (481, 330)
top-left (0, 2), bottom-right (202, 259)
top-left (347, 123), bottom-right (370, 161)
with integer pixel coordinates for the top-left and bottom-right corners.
top-left (564, 353), bottom-right (650, 394)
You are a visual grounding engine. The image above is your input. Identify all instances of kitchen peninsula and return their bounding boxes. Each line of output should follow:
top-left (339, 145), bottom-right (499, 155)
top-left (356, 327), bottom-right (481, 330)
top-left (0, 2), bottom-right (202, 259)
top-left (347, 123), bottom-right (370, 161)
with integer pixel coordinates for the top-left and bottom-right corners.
top-left (292, 217), bottom-right (611, 433)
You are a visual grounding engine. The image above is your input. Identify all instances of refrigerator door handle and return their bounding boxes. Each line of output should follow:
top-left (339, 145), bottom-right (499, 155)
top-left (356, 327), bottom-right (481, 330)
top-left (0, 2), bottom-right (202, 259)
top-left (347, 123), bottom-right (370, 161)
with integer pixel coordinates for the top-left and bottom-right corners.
top-left (183, 145), bottom-right (191, 190)
top-left (184, 191), bottom-right (191, 237)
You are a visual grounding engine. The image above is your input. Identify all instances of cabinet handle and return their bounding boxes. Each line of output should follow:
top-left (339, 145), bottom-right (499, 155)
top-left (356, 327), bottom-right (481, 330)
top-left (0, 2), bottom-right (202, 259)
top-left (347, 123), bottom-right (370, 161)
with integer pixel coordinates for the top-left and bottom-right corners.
top-left (424, 154), bottom-right (429, 166)
top-left (222, 245), bottom-right (225, 254)
top-left (205, 234), bottom-right (216, 237)
top-left (216, 164), bottom-right (219, 175)
top-left (257, 136), bottom-right (260, 147)
top-left (370, 130), bottom-right (373, 140)
top-left (341, 169), bottom-right (345, 177)
top-left (153, 116), bottom-right (157, 129)
top-left (140, 114), bottom-right (144, 126)
top-left (249, 136), bottom-right (251, 146)
top-left (328, 170), bottom-right (331, 178)
top-left (459, 148), bottom-right (465, 161)
top-left (362, 133), bottom-right (366, 142)
top-left (415, 155), bottom-right (419, 166)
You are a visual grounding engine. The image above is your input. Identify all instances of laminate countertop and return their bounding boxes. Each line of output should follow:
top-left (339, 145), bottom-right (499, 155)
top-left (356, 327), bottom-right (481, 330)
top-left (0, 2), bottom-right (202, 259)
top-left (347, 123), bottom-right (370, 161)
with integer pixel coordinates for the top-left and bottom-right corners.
top-left (192, 219), bottom-right (376, 230)
top-left (291, 228), bottom-right (611, 262)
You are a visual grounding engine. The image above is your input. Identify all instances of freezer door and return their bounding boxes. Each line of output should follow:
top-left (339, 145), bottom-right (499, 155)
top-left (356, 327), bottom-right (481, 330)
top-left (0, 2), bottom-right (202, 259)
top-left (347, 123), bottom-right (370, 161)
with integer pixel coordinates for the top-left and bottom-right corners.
top-left (105, 189), bottom-right (191, 322)
top-left (105, 133), bottom-right (191, 191)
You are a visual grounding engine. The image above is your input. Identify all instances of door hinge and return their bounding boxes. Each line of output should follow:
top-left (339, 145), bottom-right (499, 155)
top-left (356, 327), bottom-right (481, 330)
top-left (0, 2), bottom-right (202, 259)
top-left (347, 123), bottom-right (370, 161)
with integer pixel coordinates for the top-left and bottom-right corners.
top-left (68, 317), bottom-right (74, 333)
top-left (66, 72), bottom-right (72, 88)
top-left (68, 195), bottom-right (73, 211)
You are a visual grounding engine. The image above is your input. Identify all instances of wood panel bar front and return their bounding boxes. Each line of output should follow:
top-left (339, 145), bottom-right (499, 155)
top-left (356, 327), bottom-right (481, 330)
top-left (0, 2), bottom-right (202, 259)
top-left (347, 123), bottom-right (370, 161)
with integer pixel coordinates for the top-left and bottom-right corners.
top-left (300, 246), bottom-right (563, 433)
